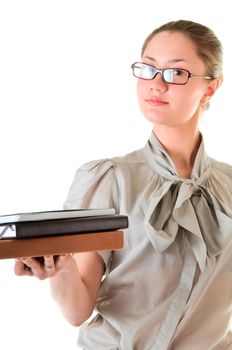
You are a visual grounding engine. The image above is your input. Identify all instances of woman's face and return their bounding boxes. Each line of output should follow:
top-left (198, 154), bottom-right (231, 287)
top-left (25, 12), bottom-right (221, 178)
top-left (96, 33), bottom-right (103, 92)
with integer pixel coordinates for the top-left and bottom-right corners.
top-left (137, 31), bottom-right (216, 128)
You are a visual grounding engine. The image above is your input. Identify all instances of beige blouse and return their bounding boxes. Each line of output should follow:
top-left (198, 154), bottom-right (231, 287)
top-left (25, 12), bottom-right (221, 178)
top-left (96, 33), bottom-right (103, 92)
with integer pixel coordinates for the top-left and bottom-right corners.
top-left (64, 131), bottom-right (232, 350)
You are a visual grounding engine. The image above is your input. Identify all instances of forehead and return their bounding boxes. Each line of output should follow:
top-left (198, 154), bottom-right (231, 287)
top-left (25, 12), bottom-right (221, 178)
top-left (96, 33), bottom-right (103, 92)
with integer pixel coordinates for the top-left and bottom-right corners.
top-left (143, 31), bottom-right (202, 67)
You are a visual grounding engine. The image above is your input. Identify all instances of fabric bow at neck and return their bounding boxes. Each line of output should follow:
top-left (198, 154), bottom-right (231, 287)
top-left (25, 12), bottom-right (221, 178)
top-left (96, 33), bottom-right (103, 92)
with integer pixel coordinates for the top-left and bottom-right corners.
top-left (143, 132), bottom-right (232, 272)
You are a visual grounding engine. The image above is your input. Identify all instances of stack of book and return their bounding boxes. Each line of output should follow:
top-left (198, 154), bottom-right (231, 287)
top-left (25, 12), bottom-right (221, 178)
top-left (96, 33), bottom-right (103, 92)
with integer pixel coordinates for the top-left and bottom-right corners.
top-left (0, 208), bottom-right (128, 259)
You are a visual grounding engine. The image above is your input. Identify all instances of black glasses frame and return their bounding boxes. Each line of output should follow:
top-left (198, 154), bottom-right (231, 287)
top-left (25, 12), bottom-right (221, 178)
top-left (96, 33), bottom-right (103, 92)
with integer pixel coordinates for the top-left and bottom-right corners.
top-left (131, 62), bottom-right (213, 85)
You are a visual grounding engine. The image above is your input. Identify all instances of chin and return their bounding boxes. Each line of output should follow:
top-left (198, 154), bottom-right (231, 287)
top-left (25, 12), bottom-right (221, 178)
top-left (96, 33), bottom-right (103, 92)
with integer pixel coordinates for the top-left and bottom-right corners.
top-left (144, 112), bottom-right (171, 126)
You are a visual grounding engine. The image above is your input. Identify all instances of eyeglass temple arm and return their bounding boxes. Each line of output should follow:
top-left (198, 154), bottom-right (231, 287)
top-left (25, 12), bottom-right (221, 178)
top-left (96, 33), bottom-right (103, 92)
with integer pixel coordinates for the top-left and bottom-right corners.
top-left (189, 73), bottom-right (213, 80)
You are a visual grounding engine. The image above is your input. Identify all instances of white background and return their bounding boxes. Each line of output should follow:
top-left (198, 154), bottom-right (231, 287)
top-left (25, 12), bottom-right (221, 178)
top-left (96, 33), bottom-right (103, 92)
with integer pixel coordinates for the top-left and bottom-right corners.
top-left (0, 1), bottom-right (232, 349)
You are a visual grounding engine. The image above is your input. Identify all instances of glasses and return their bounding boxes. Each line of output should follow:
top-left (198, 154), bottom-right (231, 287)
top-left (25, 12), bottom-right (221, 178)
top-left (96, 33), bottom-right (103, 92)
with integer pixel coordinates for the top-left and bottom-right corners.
top-left (131, 62), bottom-right (213, 85)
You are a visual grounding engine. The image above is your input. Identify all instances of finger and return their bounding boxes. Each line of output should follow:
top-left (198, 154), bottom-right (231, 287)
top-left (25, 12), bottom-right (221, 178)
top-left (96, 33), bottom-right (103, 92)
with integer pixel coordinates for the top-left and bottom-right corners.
top-left (21, 257), bottom-right (45, 279)
top-left (14, 258), bottom-right (33, 276)
top-left (44, 255), bottom-right (55, 269)
top-left (43, 255), bottom-right (56, 275)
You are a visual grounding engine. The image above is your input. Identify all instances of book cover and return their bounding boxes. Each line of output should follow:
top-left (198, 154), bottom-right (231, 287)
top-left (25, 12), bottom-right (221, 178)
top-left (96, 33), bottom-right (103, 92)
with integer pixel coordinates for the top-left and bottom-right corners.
top-left (0, 231), bottom-right (125, 259)
top-left (0, 209), bottom-right (128, 240)
top-left (0, 208), bottom-right (116, 225)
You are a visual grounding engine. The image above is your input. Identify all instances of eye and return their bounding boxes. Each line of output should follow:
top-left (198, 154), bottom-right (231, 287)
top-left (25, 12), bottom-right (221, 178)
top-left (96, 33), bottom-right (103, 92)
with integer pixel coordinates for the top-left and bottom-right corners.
top-left (172, 69), bottom-right (185, 76)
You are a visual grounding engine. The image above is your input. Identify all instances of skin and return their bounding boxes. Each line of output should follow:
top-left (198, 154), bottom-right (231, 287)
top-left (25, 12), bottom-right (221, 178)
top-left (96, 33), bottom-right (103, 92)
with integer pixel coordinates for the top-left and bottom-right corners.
top-left (137, 31), bottom-right (220, 178)
top-left (14, 30), bottom-right (221, 326)
top-left (14, 252), bottom-right (104, 326)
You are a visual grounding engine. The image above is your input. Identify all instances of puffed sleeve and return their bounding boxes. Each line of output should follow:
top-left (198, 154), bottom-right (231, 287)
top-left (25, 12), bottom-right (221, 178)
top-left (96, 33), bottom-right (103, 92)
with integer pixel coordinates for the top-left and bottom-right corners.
top-left (63, 159), bottom-right (119, 269)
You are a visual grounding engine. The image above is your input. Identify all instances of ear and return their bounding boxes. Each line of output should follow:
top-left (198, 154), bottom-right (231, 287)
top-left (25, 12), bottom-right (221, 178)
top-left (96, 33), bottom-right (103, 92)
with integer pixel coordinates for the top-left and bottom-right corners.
top-left (201, 78), bottom-right (222, 105)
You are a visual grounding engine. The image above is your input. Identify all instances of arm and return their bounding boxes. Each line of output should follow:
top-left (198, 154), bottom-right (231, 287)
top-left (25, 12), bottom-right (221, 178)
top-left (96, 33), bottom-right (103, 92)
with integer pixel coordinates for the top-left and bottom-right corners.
top-left (50, 252), bottom-right (104, 326)
top-left (14, 159), bottom-right (116, 324)
top-left (14, 251), bottom-right (105, 326)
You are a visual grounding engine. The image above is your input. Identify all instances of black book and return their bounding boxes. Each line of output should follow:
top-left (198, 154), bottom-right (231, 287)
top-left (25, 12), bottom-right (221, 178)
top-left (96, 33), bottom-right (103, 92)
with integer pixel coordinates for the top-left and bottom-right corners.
top-left (0, 208), bottom-right (128, 239)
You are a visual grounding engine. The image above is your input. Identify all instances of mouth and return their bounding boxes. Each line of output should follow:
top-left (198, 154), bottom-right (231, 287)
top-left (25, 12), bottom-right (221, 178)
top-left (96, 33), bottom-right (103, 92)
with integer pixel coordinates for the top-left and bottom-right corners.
top-left (146, 98), bottom-right (168, 106)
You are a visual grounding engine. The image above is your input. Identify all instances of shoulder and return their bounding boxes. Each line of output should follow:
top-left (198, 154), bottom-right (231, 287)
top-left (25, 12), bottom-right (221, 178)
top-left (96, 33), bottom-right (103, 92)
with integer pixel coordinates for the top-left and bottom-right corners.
top-left (64, 146), bottom-right (154, 210)
top-left (111, 148), bottom-right (148, 175)
top-left (63, 147), bottom-right (147, 209)
top-left (207, 157), bottom-right (232, 207)
top-left (78, 147), bottom-right (149, 179)
top-left (112, 148), bottom-right (146, 164)
top-left (209, 157), bottom-right (232, 179)
top-left (76, 158), bottom-right (116, 180)
top-left (64, 158), bottom-right (117, 209)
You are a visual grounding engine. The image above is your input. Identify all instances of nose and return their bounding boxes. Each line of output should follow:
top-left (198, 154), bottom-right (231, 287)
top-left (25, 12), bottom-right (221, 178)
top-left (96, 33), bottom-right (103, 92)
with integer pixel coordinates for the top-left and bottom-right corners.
top-left (149, 72), bottom-right (168, 92)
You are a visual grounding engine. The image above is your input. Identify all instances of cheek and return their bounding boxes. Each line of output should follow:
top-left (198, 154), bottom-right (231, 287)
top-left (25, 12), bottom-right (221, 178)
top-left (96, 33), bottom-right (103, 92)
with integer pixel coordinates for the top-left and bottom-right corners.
top-left (171, 83), bottom-right (205, 112)
top-left (178, 89), bottom-right (204, 113)
top-left (136, 82), bottom-right (148, 108)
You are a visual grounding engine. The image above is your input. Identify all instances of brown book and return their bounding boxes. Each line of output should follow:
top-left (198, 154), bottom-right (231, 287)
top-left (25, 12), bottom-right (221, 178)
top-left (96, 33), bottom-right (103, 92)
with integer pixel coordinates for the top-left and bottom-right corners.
top-left (0, 230), bottom-right (124, 259)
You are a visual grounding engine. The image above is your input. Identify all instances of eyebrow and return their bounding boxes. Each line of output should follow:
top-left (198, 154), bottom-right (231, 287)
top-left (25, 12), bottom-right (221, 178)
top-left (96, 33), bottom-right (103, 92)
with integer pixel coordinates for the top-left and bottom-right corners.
top-left (143, 56), bottom-right (188, 64)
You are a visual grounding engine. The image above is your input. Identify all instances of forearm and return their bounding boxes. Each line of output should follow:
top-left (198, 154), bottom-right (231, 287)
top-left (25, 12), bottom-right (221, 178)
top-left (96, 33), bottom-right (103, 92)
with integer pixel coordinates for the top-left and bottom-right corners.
top-left (15, 252), bottom-right (104, 326)
top-left (49, 255), bottom-right (95, 326)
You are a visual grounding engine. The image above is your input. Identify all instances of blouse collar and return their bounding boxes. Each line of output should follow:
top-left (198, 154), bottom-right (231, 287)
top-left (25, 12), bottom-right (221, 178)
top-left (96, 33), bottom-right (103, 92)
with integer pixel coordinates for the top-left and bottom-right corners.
top-left (143, 131), bottom-right (210, 183)
top-left (143, 131), bottom-right (232, 272)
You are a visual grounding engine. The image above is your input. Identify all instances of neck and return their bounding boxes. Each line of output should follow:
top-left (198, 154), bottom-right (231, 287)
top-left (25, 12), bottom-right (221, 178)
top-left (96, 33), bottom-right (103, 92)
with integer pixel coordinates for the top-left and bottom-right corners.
top-left (153, 123), bottom-right (201, 179)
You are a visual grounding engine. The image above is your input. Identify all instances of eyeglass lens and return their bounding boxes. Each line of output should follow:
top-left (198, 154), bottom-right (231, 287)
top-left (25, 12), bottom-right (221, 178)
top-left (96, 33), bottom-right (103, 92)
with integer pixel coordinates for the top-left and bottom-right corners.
top-left (132, 63), bottom-right (189, 84)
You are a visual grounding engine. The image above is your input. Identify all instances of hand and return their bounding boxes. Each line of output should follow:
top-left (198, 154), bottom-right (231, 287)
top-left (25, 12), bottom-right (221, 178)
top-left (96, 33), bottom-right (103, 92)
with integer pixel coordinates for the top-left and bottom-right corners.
top-left (14, 254), bottom-right (71, 280)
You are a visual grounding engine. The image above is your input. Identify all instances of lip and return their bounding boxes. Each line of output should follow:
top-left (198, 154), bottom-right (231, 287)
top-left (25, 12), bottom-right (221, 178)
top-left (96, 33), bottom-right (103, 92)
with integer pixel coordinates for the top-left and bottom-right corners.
top-left (146, 98), bottom-right (168, 106)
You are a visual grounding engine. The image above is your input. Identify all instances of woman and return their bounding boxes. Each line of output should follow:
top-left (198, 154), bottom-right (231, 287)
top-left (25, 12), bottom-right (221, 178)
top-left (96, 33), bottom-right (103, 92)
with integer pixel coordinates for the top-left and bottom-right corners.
top-left (15, 20), bottom-right (232, 349)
